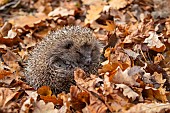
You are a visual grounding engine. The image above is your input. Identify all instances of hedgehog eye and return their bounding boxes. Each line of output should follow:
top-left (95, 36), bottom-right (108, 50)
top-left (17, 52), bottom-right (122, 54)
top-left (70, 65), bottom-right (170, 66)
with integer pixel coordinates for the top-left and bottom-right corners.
top-left (81, 43), bottom-right (91, 49)
top-left (64, 41), bottom-right (73, 49)
top-left (76, 51), bottom-right (82, 55)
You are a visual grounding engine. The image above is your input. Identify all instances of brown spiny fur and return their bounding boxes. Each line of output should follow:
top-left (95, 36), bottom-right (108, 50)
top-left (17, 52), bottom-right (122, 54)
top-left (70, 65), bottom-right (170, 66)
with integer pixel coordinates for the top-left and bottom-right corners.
top-left (25, 26), bottom-right (101, 94)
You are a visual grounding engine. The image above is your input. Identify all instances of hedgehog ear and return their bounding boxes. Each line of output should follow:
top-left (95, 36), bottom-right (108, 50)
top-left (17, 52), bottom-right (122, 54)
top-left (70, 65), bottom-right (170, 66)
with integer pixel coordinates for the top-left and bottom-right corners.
top-left (64, 40), bottom-right (74, 49)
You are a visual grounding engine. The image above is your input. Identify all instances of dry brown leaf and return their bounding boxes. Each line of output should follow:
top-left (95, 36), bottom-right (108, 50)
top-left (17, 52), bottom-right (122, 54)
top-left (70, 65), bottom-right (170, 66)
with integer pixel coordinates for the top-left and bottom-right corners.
top-left (85, 2), bottom-right (104, 24)
top-left (144, 86), bottom-right (168, 102)
top-left (37, 86), bottom-right (52, 96)
top-left (0, 22), bottom-right (12, 37)
top-left (115, 84), bottom-right (139, 101)
top-left (109, 0), bottom-right (133, 10)
top-left (18, 49), bottom-right (28, 60)
top-left (2, 49), bottom-right (20, 72)
top-left (33, 100), bottom-right (58, 113)
top-left (114, 52), bottom-right (131, 67)
top-left (33, 28), bottom-right (50, 39)
top-left (152, 72), bottom-right (166, 84)
top-left (143, 31), bottom-right (166, 52)
top-left (9, 13), bottom-right (50, 28)
top-left (74, 68), bottom-right (102, 91)
top-left (162, 50), bottom-right (170, 69)
top-left (37, 86), bottom-right (59, 105)
top-left (70, 86), bottom-right (89, 111)
top-left (20, 92), bottom-right (38, 113)
top-left (0, 36), bottom-right (22, 47)
top-left (22, 37), bottom-right (37, 49)
top-left (142, 72), bottom-right (152, 84)
top-left (127, 66), bottom-right (143, 76)
top-left (74, 68), bottom-right (87, 85)
top-left (126, 103), bottom-right (170, 113)
top-left (100, 20), bottom-right (116, 32)
top-left (34, 0), bottom-right (52, 14)
top-left (99, 63), bottom-right (119, 73)
top-left (103, 74), bottom-right (114, 95)
top-left (40, 95), bottom-right (59, 105)
top-left (111, 67), bottom-right (140, 86)
top-left (82, 93), bottom-right (107, 113)
top-left (0, 0), bottom-right (8, 6)
top-left (0, 88), bottom-right (17, 107)
top-left (48, 7), bottom-right (74, 17)
top-left (0, 44), bottom-right (6, 49)
top-left (124, 49), bottom-right (139, 60)
top-left (55, 93), bottom-right (71, 112)
top-left (103, 78), bottom-right (134, 112)
top-left (2, 49), bottom-right (18, 62)
top-left (154, 53), bottom-right (164, 64)
top-left (0, 61), bottom-right (12, 79)
top-left (100, 51), bottom-right (130, 74)
top-left (81, 0), bottom-right (103, 5)
top-left (104, 48), bottom-right (112, 58)
top-left (108, 93), bottom-right (130, 112)
top-left (6, 29), bottom-right (17, 39)
top-left (165, 20), bottom-right (170, 36)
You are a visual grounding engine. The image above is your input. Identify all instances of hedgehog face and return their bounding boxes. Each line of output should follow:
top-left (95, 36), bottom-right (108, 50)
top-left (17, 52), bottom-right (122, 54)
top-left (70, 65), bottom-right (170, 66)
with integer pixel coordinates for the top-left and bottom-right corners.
top-left (76, 42), bottom-right (100, 66)
top-left (50, 38), bottom-right (100, 70)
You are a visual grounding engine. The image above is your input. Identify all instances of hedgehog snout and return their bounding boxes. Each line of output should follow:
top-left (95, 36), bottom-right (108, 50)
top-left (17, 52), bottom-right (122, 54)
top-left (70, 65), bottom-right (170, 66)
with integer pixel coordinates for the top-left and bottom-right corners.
top-left (84, 56), bottom-right (92, 66)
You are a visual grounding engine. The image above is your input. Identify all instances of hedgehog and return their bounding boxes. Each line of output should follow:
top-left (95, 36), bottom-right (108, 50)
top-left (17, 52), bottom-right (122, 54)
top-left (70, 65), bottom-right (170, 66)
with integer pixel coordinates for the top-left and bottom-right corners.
top-left (25, 26), bottom-right (101, 94)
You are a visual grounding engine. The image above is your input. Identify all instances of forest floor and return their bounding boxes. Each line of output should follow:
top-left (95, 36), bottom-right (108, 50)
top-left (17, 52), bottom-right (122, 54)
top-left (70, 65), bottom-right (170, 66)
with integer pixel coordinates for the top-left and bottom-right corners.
top-left (0, 0), bottom-right (170, 113)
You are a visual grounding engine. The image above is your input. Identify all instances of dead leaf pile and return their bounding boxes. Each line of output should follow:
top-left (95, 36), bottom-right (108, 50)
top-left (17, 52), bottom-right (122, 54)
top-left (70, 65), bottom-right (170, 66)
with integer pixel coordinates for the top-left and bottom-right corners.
top-left (0, 0), bottom-right (170, 112)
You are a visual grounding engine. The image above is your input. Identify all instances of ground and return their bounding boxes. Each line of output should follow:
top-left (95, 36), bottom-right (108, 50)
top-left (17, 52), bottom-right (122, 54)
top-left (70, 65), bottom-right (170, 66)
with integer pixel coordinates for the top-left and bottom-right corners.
top-left (0, 0), bottom-right (170, 113)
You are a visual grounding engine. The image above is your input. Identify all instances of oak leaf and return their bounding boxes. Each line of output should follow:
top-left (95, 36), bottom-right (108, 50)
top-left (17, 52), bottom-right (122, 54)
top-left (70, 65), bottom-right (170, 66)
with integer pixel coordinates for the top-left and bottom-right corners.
top-left (111, 67), bottom-right (140, 86)
top-left (109, 0), bottom-right (133, 10)
top-left (126, 103), bottom-right (170, 113)
top-left (115, 84), bottom-right (139, 101)
top-left (143, 31), bottom-right (166, 52)
top-left (48, 7), bottom-right (74, 17)
top-left (85, 2), bottom-right (104, 24)
top-left (33, 100), bottom-right (58, 113)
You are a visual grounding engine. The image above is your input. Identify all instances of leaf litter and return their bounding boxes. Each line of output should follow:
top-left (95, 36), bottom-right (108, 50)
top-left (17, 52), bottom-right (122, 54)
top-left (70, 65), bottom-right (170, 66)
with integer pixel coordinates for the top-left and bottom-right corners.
top-left (0, 0), bottom-right (170, 113)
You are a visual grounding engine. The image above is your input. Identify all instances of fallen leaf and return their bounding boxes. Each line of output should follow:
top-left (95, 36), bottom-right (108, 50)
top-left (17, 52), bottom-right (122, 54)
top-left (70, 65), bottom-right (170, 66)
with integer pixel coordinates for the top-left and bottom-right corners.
top-left (100, 20), bottom-right (116, 32)
top-left (81, 0), bottom-right (102, 5)
top-left (85, 2), bottom-right (104, 24)
top-left (115, 84), bottom-right (139, 101)
top-left (144, 86), bottom-right (168, 102)
top-left (111, 67), bottom-right (140, 86)
top-left (6, 29), bottom-right (17, 39)
top-left (9, 13), bottom-right (50, 28)
top-left (20, 92), bottom-right (38, 113)
top-left (33, 100), bottom-right (58, 113)
top-left (154, 53), bottom-right (164, 64)
top-left (124, 49), bottom-right (139, 60)
top-left (70, 86), bottom-right (89, 111)
top-left (37, 86), bottom-right (52, 96)
top-left (143, 31), bottom-right (166, 52)
top-left (109, 0), bottom-right (133, 10)
top-left (18, 49), bottom-right (28, 60)
top-left (23, 37), bottom-right (37, 49)
top-left (152, 72), bottom-right (166, 84)
top-left (82, 93), bottom-right (107, 113)
top-left (107, 92), bottom-right (131, 112)
top-left (0, 22), bottom-right (12, 37)
top-left (48, 7), bottom-right (74, 17)
top-left (0, 61), bottom-right (12, 79)
top-left (0, 88), bottom-right (17, 107)
top-left (126, 103), bottom-right (170, 113)
top-left (2, 49), bottom-right (20, 72)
